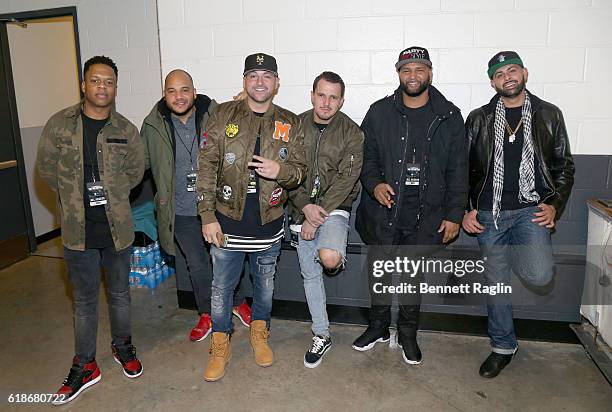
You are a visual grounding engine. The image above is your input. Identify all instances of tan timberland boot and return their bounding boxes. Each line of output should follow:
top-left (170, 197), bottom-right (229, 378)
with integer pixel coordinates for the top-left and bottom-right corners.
top-left (204, 332), bottom-right (230, 381)
top-left (250, 320), bottom-right (273, 367)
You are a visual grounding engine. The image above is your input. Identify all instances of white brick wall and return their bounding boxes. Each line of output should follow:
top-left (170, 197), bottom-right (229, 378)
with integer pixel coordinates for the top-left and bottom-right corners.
top-left (0, 0), bottom-right (162, 129)
top-left (156, 0), bottom-right (612, 154)
top-left (7, 1), bottom-right (608, 154)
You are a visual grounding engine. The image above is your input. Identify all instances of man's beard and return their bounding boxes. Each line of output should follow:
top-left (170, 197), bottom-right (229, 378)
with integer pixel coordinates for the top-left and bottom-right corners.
top-left (497, 78), bottom-right (526, 98)
top-left (169, 100), bottom-right (195, 116)
top-left (401, 77), bottom-right (430, 97)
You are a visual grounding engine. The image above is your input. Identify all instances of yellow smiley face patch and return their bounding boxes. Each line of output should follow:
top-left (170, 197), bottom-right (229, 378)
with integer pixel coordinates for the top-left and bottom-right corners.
top-left (225, 123), bottom-right (239, 138)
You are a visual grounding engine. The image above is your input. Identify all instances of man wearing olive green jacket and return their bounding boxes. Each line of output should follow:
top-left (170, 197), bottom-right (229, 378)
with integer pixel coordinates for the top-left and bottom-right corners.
top-left (288, 71), bottom-right (364, 368)
top-left (37, 56), bottom-right (144, 405)
top-left (140, 69), bottom-right (252, 344)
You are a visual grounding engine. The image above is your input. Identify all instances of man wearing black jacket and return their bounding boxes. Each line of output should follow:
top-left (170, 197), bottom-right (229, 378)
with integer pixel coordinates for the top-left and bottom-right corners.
top-left (353, 47), bottom-right (468, 365)
top-left (463, 51), bottom-right (574, 378)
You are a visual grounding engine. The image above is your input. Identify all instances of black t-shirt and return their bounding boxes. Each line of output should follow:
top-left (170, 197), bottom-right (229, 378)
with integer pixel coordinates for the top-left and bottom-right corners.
top-left (216, 112), bottom-right (284, 238)
top-left (81, 113), bottom-right (114, 249)
top-left (398, 100), bottom-right (436, 230)
top-left (314, 122), bottom-right (327, 132)
top-left (479, 106), bottom-right (545, 211)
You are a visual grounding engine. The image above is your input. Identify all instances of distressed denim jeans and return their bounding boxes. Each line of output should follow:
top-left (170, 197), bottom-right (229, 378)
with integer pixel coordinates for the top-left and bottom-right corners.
top-left (210, 241), bottom-right (281, 333)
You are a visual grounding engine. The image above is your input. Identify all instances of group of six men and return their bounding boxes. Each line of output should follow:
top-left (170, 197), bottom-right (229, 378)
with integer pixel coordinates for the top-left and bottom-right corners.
top-left (36, 46), bottom-right (574, 404)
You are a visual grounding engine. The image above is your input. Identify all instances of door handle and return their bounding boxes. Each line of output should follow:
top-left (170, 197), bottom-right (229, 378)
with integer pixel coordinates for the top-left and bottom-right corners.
top-left (0, 160), bottom-right (17, 170)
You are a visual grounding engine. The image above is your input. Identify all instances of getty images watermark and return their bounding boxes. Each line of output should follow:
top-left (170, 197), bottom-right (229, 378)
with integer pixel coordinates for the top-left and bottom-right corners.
top-left (371, 256), bottom-right (512, 296)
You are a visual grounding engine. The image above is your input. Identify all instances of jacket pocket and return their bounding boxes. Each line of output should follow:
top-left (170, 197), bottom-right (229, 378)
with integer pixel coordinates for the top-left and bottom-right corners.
top-left (107, 144), bottom-right (128, 172)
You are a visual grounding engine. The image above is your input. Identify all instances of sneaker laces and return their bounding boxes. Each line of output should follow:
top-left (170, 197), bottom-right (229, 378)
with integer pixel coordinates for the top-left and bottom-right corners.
top-left (62, 364), bottom-right (84, 387)
top-left (116, 345), bottom-right (137, 363)
top-left (310, 336), bottom-right (326, 353)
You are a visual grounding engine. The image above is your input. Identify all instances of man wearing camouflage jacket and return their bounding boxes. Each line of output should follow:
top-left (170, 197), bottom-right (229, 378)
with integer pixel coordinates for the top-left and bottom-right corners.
top-left (37, 56), bottom-right (145, 405)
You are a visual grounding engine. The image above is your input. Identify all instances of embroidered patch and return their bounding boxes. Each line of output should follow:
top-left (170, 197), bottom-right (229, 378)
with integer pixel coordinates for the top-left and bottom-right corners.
top-left (200, 132), bottom-right (209, 149)
top-left (197, 194), bottom-right (204, 202)
top-left (268, 187), bottom-right (283, 206)
top-left (278, 147), bottom-right (288, 161)
top-left (225, 123), bottom-right (239, 138)
top-left (224, 152), bottom-right (236, 165)
top-left (272, 121), bottom-right (291, 142)
top-left (222, 185), bottom-right (232, 200)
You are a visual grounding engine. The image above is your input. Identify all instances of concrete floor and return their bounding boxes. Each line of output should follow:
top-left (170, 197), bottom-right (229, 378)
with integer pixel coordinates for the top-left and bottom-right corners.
top-left (1, 239), bottom-right (611, 411)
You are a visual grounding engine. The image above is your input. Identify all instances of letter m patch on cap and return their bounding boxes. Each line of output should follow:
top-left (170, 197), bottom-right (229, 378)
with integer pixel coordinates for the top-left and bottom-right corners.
top-left (273, 121), bottom-right (291, 142)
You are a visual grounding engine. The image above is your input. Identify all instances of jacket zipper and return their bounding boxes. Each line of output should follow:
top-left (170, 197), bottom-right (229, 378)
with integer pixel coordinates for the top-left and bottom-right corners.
top-left (418, 115), bottom-right (442, 224)
top-left (393, 117), bottom-right (411, 222)
top-left (349, 154), bottom-right (354, 175)
top-left (313, 128), bottom-right (324, 204)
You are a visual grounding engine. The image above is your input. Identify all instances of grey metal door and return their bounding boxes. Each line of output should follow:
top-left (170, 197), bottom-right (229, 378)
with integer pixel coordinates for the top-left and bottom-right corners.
top-left (0, 22), bottom-right (35, 268)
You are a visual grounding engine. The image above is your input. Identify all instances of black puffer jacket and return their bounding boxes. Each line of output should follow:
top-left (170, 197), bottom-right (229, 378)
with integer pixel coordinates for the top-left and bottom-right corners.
top-left (356, 86), bottom-right (468, 245)
top-left (465, 91), bottom-right (574, 216)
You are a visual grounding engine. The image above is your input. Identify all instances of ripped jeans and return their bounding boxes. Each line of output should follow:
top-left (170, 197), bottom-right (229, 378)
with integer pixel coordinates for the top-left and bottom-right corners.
top-left (210, 241), bottom-right (281, 333)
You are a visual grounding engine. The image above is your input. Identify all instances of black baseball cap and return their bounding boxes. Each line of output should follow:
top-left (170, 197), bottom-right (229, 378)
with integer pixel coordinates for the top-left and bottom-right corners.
top-left (395, 46), bottom-right (432, 70)
top-left (243, 53), bottom-right (278, 76)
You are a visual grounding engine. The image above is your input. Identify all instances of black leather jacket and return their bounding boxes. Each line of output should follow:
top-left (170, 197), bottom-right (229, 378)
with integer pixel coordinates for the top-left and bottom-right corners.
top-left (465, 91), bottom-right (574, 216)
top-left (356, 86), bottom-right (468, 245)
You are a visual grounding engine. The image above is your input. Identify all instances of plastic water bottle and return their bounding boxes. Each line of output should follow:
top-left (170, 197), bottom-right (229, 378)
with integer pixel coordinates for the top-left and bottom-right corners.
top-left (154, 263), bottom-right (162, 286)
top-left (153, 241), bottom-right (161, 263)
top-left (143, 245), bottom-right (155, 268)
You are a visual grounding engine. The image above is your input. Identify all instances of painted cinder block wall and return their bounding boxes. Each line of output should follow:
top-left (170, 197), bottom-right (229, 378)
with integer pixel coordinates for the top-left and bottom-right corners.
top-left (157, 0), bottom-right (612, 155)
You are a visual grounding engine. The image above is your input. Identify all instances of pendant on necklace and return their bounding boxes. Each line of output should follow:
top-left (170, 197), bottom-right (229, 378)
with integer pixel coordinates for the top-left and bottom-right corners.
top-left (509, 134), bottom-right (516, 143)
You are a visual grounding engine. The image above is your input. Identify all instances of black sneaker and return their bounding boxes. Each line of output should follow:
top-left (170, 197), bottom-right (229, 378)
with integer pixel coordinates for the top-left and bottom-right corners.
top-left (479, 351), bottom-right (515, 378)
top-left (112, 340), bottom-right (143, 378)
top-left (352, 326), bottom-right (390, 351)
top-left (396, 332), bottom-right (422, 365)
top-left (304, 335), bottom-right (332, 368)
top-left (52, 357), bottom-right (101, 405)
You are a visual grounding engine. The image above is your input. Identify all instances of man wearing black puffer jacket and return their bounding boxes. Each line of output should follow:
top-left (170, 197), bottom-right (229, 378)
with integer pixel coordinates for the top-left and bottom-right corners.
top-left (353, 47), bottom-right (468, 365)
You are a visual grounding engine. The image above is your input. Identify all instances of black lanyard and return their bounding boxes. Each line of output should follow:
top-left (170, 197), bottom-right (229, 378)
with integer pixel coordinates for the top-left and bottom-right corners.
top-left (177, 129), bottom-right (196, 164)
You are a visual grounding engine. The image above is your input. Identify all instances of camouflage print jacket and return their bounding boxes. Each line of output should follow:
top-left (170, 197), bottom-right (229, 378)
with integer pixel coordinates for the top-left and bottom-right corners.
top-left (37, 102), bottom-right (145, 251)
top-left (197, 99), bottom-right (307, 225)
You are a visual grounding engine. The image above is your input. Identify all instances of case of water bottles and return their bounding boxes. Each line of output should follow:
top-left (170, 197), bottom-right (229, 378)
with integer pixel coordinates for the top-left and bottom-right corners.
top-left (129, 241), bottom-right (175, 289)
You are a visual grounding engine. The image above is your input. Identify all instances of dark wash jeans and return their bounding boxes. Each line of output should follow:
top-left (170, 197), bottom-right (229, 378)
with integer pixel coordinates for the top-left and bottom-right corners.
top-left (476, 206), bottom-right (554, 354)
top-left (63, 246), bottom-right (132, 363)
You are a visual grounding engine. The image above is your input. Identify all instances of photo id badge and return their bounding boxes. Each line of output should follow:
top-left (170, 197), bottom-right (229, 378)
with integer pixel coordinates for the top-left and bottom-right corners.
top-left (186, 171), bottom-right (197, 192)
top-left (247, 170), bottom-right (257, 194)
top-left (309, 175), bottom-right (321, 200)
top-left (86, 181), bottom-right (107, 206)
top-left (405, 163), bottom-right (420, 186)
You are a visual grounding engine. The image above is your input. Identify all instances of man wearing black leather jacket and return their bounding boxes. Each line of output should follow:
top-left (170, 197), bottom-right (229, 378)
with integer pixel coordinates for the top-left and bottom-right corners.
top-left (353, 47), bottom-right (468, 365)
top-left (463, 51), bottom-right (574, 379)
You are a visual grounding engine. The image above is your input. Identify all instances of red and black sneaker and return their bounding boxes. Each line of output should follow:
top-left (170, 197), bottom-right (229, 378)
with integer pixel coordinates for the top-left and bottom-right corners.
top-left (232, 300), bottom-right (252, 327)
top-left (52, 357), bottom-right (101, 405)
top-left (111, 341), bottom-right (143, 378)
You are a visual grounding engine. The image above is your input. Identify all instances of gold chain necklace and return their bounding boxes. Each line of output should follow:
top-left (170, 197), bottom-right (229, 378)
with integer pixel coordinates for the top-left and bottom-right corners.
top-left (505, 118), bottom-right (523, 143)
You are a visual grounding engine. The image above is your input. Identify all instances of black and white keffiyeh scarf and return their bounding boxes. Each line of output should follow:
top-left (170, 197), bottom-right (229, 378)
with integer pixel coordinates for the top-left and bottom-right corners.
top-left (492, 92), bottom-right (539, 229)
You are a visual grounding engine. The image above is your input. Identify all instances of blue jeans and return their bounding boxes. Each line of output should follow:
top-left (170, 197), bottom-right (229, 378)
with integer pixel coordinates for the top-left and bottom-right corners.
top-left (63, 246), bottom-right (132, 362)
top-left (476, 206), bottom-right (554, 354)
top-left (296, 213), bottom-right (349, 338)
top-left (210, 241), bottom-right (281, 333)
